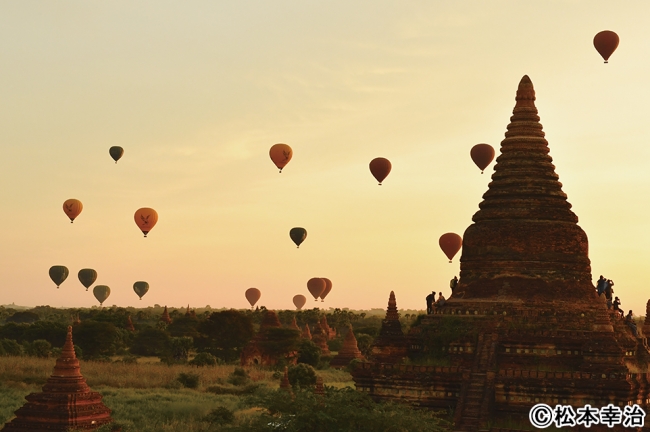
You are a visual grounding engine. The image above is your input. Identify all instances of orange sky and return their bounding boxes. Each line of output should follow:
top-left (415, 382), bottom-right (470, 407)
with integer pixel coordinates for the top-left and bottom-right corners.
top-left (1, 1), bottom-right (649, 315)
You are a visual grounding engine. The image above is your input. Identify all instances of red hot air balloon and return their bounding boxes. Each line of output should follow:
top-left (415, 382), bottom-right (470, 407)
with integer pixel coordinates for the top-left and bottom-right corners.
top-left (369, 157), bottom-right (391, 185)
top-left (439, 233), bottom-right (462, 263)
top-left (307, 278), bottom-right (326, 301)
top-left (245, 288), bottom-right (261, 308)
top-left (319, 278), bottom-right (332, 302)
top-left (269, 144), bottom-right (293, 173)
top-left (593, 31), bottom-right (619, 63)
top-left (470, 144), bottom-right (495, 174)
top-left (293, 294), bottom-right (307, 310)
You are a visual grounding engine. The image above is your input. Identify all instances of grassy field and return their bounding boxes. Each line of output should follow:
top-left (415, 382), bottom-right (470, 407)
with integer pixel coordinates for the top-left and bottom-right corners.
top-left (0, 356), bottom-right (355, 431)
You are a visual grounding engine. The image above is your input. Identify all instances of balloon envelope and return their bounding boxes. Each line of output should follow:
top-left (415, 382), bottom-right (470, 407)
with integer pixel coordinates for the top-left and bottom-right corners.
top-left (439, 233), bottom-right (462, 263)
top-left (293, 294), bottom-right (307, 310)
top-left (593, 30), bottom-right (619, 63)
top-left (320, 278), bottom-right (332, 302)
top-left (289, 227), bottom-right (307, 248)
top-left (134, 208), bottom-right (158, 237)
top-left (470, 144), bottom-right (495, 173)
top-left (78, 269), bottom-right (97, 291)
top-left (369, 157), bottom-right (391, 185)
top-left (109, 146), bottom-right (124, 163)
top-left (245, 288), bottom-right (261, 307)
top-left (62, 199), bottom-right (83, 223)
top-left (269, 143), bottom-right (293, 172)
top-left (307, 278), bottom-right (326, 301)
top-left (133, 281), bottom-right (149, 299)
top-left (49, 266), bottom-right (69, 288)
top-left (93, 285), bottom-right (111, 306)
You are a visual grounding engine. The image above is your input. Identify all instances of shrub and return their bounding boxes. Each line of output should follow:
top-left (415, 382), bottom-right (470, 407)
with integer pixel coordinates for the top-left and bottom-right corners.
top-left (120, 354), bottom-right (139, 364)
top-left (287, 363), bottom-right (317, 389)
top-left (227, 367), bottom-right (251, 386)
top-left (177, 372), bottom-right (200, 389)
top-left (327, 336), bottom-right (344, 352)
top-left (0, 339), bottom-right (22, 356)
top-left (297, 339), bottom-right (320, 367)
top-left (189, 352), bottom-right (218, 367)
top-left (203, 407), bottom-right (235, 425)
top-left (24, 339), bottom-right (52, 358)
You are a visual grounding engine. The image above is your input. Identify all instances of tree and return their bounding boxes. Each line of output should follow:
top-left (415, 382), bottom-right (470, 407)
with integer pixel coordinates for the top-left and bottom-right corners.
top-left (73, 321), bottom-right (125, 358)
top-left (24, 339), bottom-right (52, 358)
top-left (287, 363), bottom-right (317, 389)
top-left (130, 327), bottom-right (170, 357)
top-left (297, 339), bottom-right (321, 367)
top-left (196, 310), bottom-right (253, 362)
top-left (6, 311), bottom-right (39, 323)
top-left (161, 336), bottom-right (193, 364)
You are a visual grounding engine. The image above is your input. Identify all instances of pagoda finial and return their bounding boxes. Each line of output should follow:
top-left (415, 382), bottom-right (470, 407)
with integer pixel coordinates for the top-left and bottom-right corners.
top-left (514, 75), bottom-right (535, 108)
top-left (385, 291), bottom-right (399, 320)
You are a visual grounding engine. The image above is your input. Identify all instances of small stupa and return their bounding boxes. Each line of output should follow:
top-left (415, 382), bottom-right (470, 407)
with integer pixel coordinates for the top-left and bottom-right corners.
top-left (1, 326), bottom-right (113, 431)
top-left (160, 306), bottom-right (172, 324)
top-left (126, 315), bottom-right (135, 332)
top-left (369, 291), bottom-right (407, 363)
top-left (289, 316), bottom-right (300, 331)
top-left (330, 324), bottom-right (364, 368)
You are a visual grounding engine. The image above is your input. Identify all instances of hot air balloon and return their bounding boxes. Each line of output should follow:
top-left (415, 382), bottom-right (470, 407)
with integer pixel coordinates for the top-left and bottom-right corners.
top-left (93, 285), bottom-right (111, 306)
top-left (439, 233), bottom-right (462, 263)
top-left (593, 31), bottom-right (619, 63)
top-left (62, 199), bottom-right (83, 223)
top-left (470, 144), bottom-right (495, 174)
top-left (269, 143), bottom-right (293, 173)
top-left (133, 281), bottom-right (149, 300)
top-left (289, 227), bottom-right (307, 248)
top-left (49, 266), bottom-right (69, 288)
top-left (293, 294), bottom-right (307, 310)
top-left (109, 146), bottom-right (124, 163)
top-left (307, 278), bottom-right (326, 301)
top-left (134, 208), bottom-right (158, 237)
top-left (319, 278), bottom-right (332, 302)
top-left (369, 157), bottom-right (391, 185)
top-left (245, 288), bottom-right (261, 308)
top-left (78, 269), bottom-right (97, 291)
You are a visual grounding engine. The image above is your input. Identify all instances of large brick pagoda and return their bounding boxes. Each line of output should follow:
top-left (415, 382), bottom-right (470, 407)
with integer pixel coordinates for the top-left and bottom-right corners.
top-left (352, 76), bottom-right (650, 432)
top-left (2, 326), bottom-right (113, 431)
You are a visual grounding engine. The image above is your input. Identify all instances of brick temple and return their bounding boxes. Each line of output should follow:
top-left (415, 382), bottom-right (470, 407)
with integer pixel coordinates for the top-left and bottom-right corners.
top-left (352, 76), bottom-right (650, 431)
top-left (2, 326), bottom-right (113, 431)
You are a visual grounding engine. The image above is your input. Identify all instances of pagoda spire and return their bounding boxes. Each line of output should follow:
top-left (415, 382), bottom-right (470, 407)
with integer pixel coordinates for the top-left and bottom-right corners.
top-left (385, 291), bottom-right (399, 320)
top-left (161, 306), bottom-right (172, 324)
top-left (459, 75), bottom-right (593, 301)
top-left (2, 327), bottom-right (113, 430)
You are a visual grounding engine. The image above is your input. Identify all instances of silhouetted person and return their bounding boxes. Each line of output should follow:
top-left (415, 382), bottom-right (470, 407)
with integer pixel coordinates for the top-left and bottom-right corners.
top-left (613, 297), bottom-right (623, 317)
top-left (426, 291), bottom-right (436, 314)
top-left (450, 276), bottom-right (458, 292)
top-left (596, 275), bottom-right (606, 295)
top-left (605, 279), bottom-right (614, 301)
top-left (625, 310), bottom-right (638, 336)
top-left (436, 292), bottom-right (446, 307)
